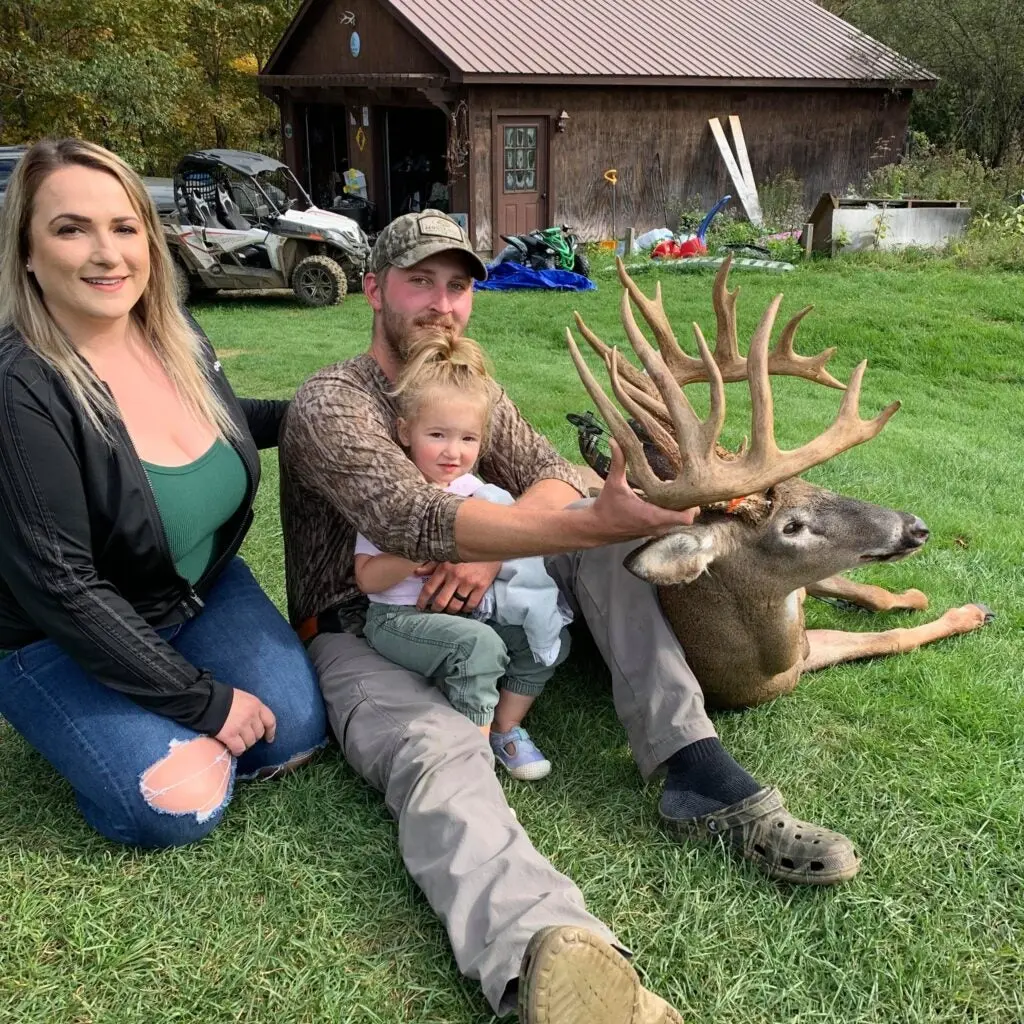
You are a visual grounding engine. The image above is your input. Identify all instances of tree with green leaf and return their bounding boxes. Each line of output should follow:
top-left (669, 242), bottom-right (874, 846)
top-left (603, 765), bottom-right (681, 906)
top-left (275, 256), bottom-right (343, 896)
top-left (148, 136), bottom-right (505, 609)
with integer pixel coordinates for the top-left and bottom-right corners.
top-left (819, 0), bottom-right (1024, 166)
top-left (0, 0), bottom-right (298, 172)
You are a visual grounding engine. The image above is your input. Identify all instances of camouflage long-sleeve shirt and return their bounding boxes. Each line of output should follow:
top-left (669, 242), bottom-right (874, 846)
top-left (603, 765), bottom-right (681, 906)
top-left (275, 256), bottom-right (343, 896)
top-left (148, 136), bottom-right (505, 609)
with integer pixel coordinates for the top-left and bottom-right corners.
top-left (279, 353), bottom-right (585, 630)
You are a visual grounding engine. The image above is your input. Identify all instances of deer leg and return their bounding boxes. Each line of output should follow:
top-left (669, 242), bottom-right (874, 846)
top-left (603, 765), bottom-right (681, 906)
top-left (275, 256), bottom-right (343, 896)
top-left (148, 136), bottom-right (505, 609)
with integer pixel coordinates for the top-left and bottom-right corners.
top-left (807, 574), bottom-right (929, 613)
top-left (802, 604), bottom-right (994, 672)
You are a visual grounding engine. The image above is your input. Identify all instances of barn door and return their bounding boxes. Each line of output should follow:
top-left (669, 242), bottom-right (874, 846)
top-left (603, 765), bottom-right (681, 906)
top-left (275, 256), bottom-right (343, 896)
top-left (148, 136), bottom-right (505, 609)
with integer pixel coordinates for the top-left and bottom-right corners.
top-left (495, 117), bottom-right (548, 240)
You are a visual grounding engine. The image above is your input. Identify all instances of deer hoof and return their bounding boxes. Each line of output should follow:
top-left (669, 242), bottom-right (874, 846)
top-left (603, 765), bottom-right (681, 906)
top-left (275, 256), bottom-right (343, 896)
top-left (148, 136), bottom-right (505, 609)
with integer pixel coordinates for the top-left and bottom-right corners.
top-left (945, 603), bottom-right (995, 631)
top-left (973, 603), bottom-right (996, 625)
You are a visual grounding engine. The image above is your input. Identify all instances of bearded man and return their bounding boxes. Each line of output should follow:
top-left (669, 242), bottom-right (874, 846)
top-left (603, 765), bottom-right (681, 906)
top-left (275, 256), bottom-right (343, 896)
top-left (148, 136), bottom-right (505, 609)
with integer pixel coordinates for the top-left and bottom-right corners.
top-left (278, 210), bottom-right (858, 1023)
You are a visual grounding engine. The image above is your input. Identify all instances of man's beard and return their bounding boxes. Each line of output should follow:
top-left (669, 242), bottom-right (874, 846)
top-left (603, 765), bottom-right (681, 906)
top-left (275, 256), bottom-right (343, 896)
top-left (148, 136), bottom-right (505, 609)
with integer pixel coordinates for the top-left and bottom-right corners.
top-left (381, 305), bottom-right (458, 363)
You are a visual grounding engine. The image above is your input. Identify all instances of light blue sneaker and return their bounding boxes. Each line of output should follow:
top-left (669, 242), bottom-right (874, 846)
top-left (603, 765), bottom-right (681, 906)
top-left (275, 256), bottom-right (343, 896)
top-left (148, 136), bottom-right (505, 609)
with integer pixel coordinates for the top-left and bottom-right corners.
top-left (490, 726), bottom-right (552, 781)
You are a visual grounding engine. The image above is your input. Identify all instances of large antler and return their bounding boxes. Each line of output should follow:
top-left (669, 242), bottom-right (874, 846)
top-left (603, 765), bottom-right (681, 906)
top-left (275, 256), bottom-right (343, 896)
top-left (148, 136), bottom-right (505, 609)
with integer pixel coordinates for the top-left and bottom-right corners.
top-left (573, 256), bottom-right (845, 404)
top-left (566, 258), bottom-right (899, 511)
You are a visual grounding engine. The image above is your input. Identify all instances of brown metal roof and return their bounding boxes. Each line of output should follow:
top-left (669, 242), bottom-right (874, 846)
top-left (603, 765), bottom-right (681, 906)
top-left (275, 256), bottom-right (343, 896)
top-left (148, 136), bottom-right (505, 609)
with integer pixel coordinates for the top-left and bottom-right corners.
top-left (259, 72), bottom-right (449, 88)
top-left (380, 0), bottom-right (933, 85)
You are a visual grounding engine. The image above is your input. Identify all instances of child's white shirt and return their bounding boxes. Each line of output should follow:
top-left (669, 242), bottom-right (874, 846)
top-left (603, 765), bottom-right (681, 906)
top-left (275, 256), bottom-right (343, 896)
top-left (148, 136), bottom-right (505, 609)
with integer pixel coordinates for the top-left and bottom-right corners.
top-left (354, 473), bottom-right (483, 606)
top-left (354, 472), bottom-right (572, 665)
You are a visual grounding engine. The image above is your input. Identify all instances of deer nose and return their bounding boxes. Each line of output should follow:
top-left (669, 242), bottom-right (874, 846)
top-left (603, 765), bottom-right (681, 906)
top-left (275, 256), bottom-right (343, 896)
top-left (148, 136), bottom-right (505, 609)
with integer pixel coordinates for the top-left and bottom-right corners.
top-left (906, 516), bottom-right (929, 547)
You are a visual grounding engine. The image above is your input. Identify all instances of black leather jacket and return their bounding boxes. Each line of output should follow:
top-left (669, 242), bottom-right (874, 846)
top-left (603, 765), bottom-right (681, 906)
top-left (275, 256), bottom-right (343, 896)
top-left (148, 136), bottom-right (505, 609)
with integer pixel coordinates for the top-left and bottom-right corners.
top-left (0, 318), bottom-right (287, 734)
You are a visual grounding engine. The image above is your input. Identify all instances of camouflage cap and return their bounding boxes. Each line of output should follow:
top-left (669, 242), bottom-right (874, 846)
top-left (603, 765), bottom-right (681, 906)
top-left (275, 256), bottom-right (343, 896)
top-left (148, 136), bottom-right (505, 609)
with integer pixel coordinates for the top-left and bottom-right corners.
top-left (369, 209), bottom-right (488, 281)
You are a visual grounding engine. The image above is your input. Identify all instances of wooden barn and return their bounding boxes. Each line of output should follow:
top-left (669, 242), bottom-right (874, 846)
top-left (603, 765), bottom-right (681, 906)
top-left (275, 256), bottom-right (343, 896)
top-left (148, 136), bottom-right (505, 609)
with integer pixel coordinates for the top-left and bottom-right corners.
top-left (258, 0), bottom-right (933, 253)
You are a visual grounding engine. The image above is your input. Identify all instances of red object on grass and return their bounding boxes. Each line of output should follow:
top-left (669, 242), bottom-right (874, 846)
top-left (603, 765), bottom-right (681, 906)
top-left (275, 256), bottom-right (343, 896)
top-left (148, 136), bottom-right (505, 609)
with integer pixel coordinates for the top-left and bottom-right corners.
top-left (651, 237), bottom-right (708, 260)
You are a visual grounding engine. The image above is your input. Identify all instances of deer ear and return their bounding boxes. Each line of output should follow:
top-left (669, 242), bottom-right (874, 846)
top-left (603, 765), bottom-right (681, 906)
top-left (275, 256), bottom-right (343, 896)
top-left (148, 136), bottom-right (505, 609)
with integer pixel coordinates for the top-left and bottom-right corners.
top-left (624, 527), bottom-right (719, 585)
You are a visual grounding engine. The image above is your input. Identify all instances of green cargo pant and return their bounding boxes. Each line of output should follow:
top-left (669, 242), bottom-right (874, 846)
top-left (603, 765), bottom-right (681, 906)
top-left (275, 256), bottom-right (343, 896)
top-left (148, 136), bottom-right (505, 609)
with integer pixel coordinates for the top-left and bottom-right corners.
top-left (363, 602), bottom-right (570, 725)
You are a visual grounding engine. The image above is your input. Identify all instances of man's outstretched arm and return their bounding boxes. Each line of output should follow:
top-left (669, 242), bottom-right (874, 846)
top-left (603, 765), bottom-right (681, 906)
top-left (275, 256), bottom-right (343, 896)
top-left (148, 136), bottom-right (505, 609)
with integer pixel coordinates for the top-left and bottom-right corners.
top-left (514, 477), bottom-right (584, 511)
top-left (453, 443), bottom-right (696, 562)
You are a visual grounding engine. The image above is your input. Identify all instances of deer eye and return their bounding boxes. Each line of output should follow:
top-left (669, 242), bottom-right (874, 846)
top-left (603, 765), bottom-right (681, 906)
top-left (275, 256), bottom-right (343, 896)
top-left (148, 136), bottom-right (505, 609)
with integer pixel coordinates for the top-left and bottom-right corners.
top-left (782, 521), bottom-right (804, 535)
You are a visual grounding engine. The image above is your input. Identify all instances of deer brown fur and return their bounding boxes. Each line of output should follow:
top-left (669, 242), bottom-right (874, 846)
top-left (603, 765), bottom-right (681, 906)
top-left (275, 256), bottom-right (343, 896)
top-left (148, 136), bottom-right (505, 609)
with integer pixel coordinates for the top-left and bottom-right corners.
top-left (570, 257), bottom-right (991, 709)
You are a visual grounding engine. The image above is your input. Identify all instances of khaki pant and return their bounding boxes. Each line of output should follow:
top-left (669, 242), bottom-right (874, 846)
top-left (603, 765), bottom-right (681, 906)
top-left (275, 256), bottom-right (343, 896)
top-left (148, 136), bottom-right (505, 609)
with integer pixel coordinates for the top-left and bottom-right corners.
top-left (310, 539), bottom-right (715, 1014)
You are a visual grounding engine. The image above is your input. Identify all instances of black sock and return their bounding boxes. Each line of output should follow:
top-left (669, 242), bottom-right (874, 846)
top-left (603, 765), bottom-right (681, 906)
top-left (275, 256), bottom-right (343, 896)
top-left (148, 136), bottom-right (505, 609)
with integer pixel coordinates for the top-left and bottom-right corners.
top-left (659, 737), bottom-right (761, 820)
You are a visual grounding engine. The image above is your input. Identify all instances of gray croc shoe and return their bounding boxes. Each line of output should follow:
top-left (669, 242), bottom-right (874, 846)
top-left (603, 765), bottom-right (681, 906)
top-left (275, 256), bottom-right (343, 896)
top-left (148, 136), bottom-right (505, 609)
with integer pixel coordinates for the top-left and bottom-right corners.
top-left (661, 786), bottom-right (860, 885)
top-left (518, 926), bottom-right (685, 1024)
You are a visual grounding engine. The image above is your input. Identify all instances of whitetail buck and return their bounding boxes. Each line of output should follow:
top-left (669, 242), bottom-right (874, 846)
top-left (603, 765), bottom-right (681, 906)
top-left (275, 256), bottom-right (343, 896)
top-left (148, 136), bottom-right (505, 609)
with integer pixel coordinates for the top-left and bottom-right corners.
top-left (567, 256), bottom-right (992, 709)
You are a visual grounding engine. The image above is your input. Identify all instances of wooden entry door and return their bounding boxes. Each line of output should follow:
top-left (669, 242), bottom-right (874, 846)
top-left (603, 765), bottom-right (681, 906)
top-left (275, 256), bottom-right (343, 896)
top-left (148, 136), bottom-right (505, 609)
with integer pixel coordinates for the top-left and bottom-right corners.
top-left (494, 116), bottom-right (548, 239)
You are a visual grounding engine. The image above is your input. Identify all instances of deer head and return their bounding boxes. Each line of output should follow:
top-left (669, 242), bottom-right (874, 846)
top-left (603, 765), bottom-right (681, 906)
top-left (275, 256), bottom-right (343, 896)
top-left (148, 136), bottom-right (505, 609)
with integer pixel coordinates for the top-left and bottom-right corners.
top-left (623, 476), bottom-right (929, 592)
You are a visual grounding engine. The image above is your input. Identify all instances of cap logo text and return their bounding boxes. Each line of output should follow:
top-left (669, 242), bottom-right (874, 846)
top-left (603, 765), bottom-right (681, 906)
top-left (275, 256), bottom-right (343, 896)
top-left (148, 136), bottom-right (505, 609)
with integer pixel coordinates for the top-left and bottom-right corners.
top-left (416, 216), bottom-right (464, 242)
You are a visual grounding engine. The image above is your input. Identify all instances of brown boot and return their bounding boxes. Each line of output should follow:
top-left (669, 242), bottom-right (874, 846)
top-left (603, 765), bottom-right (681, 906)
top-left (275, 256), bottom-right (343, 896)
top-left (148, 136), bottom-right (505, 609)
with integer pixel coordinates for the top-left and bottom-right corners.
top-left (518, 926), bottom-right (684, 1024)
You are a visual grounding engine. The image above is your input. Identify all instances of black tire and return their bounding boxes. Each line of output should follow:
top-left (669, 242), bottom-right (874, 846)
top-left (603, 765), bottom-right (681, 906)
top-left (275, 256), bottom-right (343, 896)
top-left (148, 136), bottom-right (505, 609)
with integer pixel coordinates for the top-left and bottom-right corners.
top-left (172, 260), bottom-right (217, 304)
top-left (572, 251), bottom-right (591, 278)
top-left (172, 260), bottom-right (191, 304)
top-left (292, 254), bottom-right (347, 307)
top-left (492, 244), bottom-right (524, 267)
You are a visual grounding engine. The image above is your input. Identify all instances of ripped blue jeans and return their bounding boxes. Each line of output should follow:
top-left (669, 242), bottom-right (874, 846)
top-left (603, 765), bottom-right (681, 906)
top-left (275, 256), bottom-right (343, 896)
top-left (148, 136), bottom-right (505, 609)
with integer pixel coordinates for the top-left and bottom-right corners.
top-left (0, 558), bottom-right (327, 849)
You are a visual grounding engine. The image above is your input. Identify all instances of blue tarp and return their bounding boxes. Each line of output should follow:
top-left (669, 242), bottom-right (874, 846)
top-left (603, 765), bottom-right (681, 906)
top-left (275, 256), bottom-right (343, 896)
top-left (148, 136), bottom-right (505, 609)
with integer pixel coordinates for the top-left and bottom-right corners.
top-left (476, 261), bottom-right (597, 292)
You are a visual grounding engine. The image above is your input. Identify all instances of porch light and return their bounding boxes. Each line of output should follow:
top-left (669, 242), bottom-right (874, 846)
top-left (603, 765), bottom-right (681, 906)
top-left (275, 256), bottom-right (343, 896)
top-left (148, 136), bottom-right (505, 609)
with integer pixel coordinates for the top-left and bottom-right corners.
top-left (556, 110), bottom-right (570, 133)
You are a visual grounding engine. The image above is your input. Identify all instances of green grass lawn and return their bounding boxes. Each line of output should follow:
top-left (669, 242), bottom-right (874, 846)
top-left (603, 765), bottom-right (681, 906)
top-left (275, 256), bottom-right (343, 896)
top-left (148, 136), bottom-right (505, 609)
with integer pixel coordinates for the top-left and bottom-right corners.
top-left (2, 261), bottom-right (1022, 1023)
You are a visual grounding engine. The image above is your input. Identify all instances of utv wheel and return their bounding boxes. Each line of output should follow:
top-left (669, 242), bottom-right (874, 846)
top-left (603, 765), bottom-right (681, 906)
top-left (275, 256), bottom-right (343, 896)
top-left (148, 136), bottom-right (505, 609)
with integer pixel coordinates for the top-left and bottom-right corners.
top-left (173, 261), bottom-right (191, 303)
top-left (172, 261), bottom-right (217, 304)
top-left (572, 251), bottom-right (591, 278)
top-left (292, 255), bottom-right (347, 307)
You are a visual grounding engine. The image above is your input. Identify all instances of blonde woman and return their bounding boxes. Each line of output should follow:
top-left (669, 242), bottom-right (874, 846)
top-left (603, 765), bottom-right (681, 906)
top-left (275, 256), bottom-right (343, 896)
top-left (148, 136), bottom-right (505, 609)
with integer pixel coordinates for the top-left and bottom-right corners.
top-left (0, 139), bottom-right (326, 847)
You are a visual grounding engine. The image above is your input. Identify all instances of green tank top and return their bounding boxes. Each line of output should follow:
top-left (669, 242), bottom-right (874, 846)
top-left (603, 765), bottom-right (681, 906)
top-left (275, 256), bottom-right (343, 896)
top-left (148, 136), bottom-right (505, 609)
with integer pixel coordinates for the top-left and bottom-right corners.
top-left (142, 440), bottom-right (248, 585)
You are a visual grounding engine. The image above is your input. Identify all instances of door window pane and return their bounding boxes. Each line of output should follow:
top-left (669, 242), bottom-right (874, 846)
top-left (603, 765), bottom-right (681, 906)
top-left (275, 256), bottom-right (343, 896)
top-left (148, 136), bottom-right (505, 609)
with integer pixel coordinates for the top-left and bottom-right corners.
top-left (502, 124), bottom-right (539, 193)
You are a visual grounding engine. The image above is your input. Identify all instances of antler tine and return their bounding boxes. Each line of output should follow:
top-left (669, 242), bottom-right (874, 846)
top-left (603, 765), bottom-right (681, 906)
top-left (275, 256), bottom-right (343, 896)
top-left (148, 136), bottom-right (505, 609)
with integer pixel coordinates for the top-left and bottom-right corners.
top-left (607, 352), bottom-right (683, 473)
top-left (746, 295), bottom-right (783, 463)
top-left (564, 328), bottom-right (662, 495)
top-left (835, 360), bottom-right (901, 434)
top-left (711, 254), bottom-right (746, 375)
top-left (618, 286), bottom-right (706, 465)
top-left (768, 306), bottom-right (846, 390)
top-left (664, 257), bottom-right (850, 392)
top-left (573, 310), bottom-right (656, 399)
top-left (615, 258), bottom-right (704, 382)
top-left (570, 318), bottom-right (683, 472)
top-left (744, 360), bottom-right (900, 492)
top-left (691, 322), bottom-right (726, 459)
top-left (615, 375), bottom-right (674, 429)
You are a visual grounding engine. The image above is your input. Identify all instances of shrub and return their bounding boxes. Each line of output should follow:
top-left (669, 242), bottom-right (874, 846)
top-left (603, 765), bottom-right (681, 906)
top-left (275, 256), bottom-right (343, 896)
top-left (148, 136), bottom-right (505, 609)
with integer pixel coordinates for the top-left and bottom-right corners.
top-left (950, 208), bottom-right (1024, 271)
top-left (663, 194), bottom-right (707, 234)
top-left (758, 170), bottom-right (807, 229)
top-left (861, 139), bottom-right (1024, 219)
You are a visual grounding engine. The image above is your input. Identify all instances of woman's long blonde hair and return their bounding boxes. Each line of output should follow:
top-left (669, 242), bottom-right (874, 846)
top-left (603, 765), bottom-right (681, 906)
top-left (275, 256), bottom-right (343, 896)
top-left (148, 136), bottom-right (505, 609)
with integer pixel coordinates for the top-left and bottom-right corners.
top-left (391, 327), bottom-right (498, 444)
top-left (0, 138), bottom-right (236, 442)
